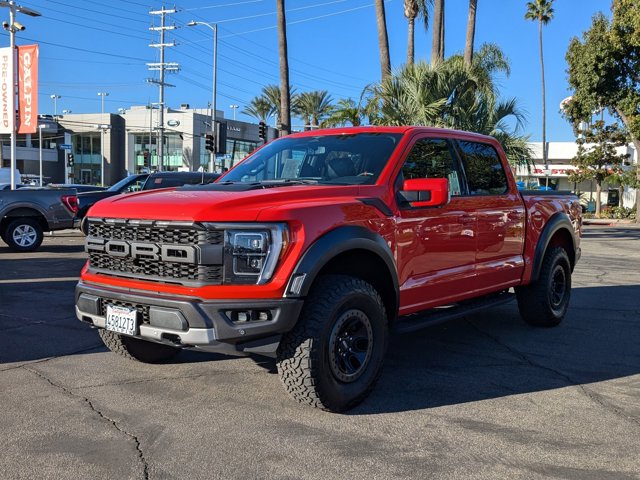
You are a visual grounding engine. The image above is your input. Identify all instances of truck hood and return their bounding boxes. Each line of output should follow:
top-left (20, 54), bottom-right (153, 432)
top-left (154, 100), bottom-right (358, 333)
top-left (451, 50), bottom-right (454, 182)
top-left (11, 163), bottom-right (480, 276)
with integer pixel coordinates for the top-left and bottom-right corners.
top-left (87, 183), bottom-right (363, 222)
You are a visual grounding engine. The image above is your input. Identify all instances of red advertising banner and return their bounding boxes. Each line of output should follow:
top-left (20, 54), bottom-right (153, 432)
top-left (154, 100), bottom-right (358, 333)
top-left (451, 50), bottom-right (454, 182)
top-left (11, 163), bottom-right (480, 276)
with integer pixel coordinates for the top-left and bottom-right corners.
top-left (0, 46), bottom-right (14, 135)
top-left (17, 44), bottom-right (38, 134)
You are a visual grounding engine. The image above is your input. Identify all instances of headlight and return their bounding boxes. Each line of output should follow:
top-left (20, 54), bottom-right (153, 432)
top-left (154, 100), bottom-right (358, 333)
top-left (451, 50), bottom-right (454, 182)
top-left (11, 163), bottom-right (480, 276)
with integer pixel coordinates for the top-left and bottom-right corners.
top-left (211, 223), bottom-right (287, 285)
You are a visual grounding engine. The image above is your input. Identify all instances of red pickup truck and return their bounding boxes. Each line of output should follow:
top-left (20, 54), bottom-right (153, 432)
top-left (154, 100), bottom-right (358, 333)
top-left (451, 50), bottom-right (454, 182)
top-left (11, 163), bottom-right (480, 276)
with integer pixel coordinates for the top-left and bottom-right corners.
top-left (75, 127), bottom-right (581, 412)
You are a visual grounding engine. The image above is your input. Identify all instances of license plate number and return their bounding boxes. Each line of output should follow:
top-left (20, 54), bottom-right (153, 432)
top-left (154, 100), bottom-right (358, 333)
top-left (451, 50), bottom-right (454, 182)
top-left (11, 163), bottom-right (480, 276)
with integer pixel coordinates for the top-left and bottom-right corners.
top-left (105, 305), bottom-right (138, 335)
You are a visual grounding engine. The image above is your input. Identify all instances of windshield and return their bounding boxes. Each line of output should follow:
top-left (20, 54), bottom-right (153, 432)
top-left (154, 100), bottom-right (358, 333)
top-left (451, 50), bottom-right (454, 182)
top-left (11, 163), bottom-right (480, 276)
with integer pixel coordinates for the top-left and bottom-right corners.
top-left (222, 133), bottom-right (402, 185)
top-left (108, 175), bottom-right (144, 192)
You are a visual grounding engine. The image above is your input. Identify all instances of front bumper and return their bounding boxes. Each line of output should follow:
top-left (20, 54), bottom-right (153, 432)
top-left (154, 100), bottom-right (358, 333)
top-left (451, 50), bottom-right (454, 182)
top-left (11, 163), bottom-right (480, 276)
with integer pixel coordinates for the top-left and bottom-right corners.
top-left (75, 281), bottom-right (304, 357)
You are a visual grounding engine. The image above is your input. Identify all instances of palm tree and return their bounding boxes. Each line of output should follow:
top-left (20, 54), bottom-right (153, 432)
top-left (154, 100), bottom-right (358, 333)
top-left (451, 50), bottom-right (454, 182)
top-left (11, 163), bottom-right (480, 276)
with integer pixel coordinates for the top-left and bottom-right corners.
top-left (525, 0), bottom-right (554, 169)
top-left (325, 98), bottom-right (364, 127)
top-left (242, 97), bottom-right (273, 123)
top-left (276, 0), bottom-right (291, 135)
top-left (464, 0), bottom-right (477, 67)
top-left (375, 0), bottom-right (391, 80)
top-left (367, 59), bottom-right (532, 165)
top-left (294, 91), bottom-right (334, 129)
top-left (431, 0), bottom-right (444, 64)
top-left (404, 0), bottom-right (432, 65)
top-left (261, 84), bottom-right (281, 115)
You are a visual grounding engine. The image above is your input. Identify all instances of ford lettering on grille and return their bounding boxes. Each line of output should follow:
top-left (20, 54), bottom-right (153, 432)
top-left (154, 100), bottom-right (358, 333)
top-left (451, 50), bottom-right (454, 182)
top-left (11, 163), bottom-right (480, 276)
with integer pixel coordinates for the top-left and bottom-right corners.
top-left (87, 238), bottom-right (196, 264)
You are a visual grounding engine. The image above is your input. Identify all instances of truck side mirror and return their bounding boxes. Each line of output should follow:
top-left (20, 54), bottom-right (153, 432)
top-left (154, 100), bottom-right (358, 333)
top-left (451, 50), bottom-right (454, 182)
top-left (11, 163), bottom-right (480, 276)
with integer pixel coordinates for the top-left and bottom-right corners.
top-left (400, 178), bottom-right (449, 208)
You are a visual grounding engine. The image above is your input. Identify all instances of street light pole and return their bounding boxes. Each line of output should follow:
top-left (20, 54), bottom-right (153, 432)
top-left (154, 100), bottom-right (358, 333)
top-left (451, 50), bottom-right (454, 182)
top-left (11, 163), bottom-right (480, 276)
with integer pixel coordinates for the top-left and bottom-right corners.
top-left (38, 123), bottom-right (45, 186)
top-left (0, 1), bottom-right (41, 190)
top-left (229, 104), bottom-right (238, 120)
top-left (97, 91), bottom-right (108, 115)
top-left (50, 94), bottom-right (60, 116)
top-left (187, 20), bottom-right (217, 172)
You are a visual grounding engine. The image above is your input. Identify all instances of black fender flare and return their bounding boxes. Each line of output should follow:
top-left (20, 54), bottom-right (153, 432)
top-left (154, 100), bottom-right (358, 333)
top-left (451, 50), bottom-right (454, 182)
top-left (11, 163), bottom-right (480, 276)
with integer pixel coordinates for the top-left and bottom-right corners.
top-left (284, 225), bottom-right (399, 312)
top-left (531, 211), bottom-right (577, 282)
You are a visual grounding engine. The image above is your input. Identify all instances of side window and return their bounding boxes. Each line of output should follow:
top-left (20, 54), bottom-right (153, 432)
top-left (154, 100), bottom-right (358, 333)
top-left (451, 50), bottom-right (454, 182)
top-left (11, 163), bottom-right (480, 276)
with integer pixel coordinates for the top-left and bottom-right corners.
top-left (400, 138), bottom-right (464, 196)
top-left (123, 179), bottom-right (145, 193)
top-left (458, 141), bottom-right (508, 195)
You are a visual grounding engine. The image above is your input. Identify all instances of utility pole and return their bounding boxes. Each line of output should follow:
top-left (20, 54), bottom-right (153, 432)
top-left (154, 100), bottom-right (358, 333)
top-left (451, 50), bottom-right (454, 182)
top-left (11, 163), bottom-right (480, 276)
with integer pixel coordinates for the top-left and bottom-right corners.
top-left (148, 7), bottom-right (178, 172)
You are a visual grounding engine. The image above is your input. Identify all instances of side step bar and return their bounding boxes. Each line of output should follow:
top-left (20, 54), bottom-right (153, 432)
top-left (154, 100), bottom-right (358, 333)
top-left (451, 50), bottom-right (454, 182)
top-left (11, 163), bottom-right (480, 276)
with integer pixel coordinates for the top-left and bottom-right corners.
top-left (392, 291), bottom-right (515, 334)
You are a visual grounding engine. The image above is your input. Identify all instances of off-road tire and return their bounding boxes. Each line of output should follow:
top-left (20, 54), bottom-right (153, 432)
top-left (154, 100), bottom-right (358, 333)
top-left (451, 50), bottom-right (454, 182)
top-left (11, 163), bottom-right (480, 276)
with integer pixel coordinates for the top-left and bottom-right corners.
top-left (99, 329), bottom-right (180, 363)
top-left (516, 246), bottom-right (572, 327)
top-left (4, 217), bottom-right (44, 252)
top-left (277, 275), bottom-right (388, 412)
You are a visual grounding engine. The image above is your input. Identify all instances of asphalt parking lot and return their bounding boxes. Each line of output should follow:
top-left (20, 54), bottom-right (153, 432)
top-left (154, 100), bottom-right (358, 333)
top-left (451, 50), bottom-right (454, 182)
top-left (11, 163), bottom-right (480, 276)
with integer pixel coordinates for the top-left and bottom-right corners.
top-left (1, 226), bottom-right (639, 479)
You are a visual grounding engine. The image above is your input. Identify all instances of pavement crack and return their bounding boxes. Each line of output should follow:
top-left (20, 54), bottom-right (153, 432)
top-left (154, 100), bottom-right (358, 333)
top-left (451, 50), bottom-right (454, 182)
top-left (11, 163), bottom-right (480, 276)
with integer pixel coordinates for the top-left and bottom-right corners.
top-left (74, 372), bottom-right (208, 390)
top-left (465, 319), bottom-right (640, 429)
top-left (23, 366), bottom-right (150, 479)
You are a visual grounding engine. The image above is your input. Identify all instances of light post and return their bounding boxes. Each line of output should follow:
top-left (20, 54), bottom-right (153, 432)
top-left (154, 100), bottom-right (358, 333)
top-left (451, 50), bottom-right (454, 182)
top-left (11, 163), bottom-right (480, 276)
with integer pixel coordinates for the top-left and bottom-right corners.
top-left (187, 20), bottom-right (217, 172)
top-left (50, 94), bottom-right (61, 116)
top-left (0, 1), bottom-right (41, 190)
top-left (96, 124), bottom-right (111, 186)
top-left (38, 123), bottom-right (45, 186)
top-left (229, 104), bottom-right (238, 120)
top-left (97, 91), bottom-right (109, 114)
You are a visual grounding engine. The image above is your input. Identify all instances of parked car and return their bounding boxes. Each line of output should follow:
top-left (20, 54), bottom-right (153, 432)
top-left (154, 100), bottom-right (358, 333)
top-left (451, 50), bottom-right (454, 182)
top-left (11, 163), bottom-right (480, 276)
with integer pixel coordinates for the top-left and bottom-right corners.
top-left (77, 174), bottom-right (149, 234)
top-left (140, 171), bottom-right (220, 190)
top-left (0, 187), bottom-right (78, 251)
top-left (47, 183), bottom-right (107, 193)
top-left (0, 183), bottom-right (31, 190)
top-left (76, 126), bottom-right (582, 411)
top-left (79, 172), bottom-right (220, 234)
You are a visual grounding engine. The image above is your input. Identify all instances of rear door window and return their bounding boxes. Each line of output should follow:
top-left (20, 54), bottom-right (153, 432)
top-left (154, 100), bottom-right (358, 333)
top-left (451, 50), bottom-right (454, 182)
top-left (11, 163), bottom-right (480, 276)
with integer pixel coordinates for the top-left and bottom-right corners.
top-left (457, 141), bottom-right (508, 195)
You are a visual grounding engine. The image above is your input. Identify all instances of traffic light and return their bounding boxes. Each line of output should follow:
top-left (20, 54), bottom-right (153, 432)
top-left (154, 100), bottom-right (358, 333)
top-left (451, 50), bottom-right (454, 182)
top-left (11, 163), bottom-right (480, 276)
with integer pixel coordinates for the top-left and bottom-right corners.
top-left (67, 153), bottom-right (74, 167)
top-left (205, 133), bottom-right (214, 152)
top-left (258, 121), bottom-right (266, 140)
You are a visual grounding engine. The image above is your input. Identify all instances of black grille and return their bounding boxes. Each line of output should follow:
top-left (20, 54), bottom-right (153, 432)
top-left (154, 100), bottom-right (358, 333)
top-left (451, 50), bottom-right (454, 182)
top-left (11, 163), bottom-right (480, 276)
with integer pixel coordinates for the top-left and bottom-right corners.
top-left (87, 219), bottom-right (224, 285)
top-left (88, 222), bottom-right (223, 245)
top-left (89, 252), bottom-right (223, 283)
top-left (100, 299), bottom-right (150, 324)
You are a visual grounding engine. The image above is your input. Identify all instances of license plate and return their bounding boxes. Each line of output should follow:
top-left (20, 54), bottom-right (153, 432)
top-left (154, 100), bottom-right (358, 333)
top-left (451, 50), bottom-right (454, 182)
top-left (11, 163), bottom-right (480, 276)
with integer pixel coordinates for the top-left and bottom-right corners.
top-left (105, 304), bottom-right (138, 335)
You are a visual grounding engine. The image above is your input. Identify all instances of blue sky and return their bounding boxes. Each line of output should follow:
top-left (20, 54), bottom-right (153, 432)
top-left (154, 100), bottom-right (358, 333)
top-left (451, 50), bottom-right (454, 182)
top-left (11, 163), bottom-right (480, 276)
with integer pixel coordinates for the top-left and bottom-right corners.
top-left (4, 0), bottom-right (612, 141)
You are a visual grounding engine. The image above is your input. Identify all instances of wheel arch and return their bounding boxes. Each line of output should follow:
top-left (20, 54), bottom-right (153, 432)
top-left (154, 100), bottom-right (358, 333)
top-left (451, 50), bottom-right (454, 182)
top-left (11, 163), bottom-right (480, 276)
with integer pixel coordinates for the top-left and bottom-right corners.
top-left (531, 212), bottom-right (577, 282)
top-left (284, 226), bottom-right (399, 322)
top-left (0, 207), bottom-right (48, 234)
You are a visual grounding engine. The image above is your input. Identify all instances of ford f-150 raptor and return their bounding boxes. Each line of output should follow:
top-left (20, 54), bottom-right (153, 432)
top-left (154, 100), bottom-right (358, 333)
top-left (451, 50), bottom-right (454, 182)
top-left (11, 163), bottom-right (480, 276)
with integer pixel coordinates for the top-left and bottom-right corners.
top-left (75, 126), bottom-right (581, 412)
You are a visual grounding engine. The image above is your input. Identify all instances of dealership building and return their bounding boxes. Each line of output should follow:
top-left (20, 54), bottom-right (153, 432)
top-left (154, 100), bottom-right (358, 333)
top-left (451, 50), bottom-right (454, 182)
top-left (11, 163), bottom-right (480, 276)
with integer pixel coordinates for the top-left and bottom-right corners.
top-left (0, 105), bottom-right (275, 186)
top-left (1, 119), bottom-right (638, 211)
top-left (515, 142), bottom-right (638, 210)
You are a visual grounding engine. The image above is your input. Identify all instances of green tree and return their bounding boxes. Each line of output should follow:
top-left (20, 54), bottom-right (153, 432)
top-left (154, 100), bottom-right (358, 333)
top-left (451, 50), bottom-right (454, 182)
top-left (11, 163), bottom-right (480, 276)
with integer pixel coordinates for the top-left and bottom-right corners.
top-left (375, 0), bottom-right (391, 80)
top-left (294, 91), bottom-right (334, 130)
top-left (565, 0), bottom-right (640, 220)
top-left (525, 0), bottom-right (554, 170)
top-left (242, 96), bottom-right (273, 123)
top-left (568, 121), bottom-right (629, 217)
top-left (366, 56), bottom-right (531, 166)
top-left (325, 98), bottom-right (364, 127)
top-left (276, 0), bottom-right (291, 135)
top-left (404, 0), bottom-right (432, 65)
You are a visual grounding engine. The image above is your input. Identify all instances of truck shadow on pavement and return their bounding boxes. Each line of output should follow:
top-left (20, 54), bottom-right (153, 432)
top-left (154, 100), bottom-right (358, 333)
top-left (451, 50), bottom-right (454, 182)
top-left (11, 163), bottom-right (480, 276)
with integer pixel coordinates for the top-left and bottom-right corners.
top-left (2, 280), bottom-right (639, 416)
top-left (352, 284), bottom-right (640, 414)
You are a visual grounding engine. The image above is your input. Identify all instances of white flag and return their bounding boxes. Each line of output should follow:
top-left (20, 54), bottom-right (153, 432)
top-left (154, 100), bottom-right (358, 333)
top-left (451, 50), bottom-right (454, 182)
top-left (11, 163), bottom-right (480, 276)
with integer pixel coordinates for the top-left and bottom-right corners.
top-left (0, 47), bottom-right (14, 135)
